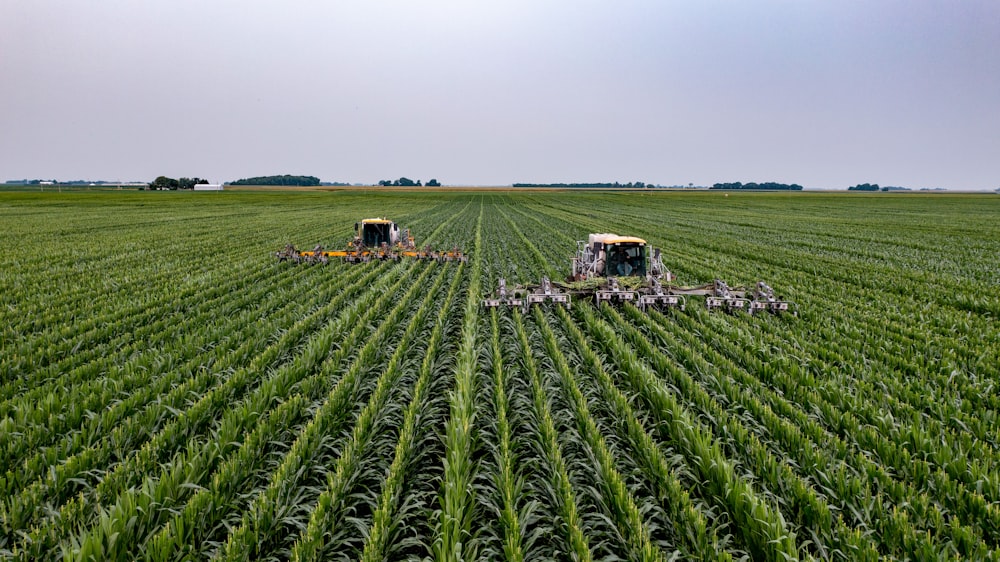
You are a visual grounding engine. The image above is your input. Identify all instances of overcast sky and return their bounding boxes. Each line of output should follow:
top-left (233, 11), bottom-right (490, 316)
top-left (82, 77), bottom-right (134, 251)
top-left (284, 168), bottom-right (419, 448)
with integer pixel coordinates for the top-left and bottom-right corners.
top-left (2, 1), bottom-right (998, 189)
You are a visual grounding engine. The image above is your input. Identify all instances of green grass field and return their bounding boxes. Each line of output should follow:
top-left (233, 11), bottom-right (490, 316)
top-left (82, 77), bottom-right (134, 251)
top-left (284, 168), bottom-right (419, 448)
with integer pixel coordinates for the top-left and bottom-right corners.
top-left (2, 190), bottom-right (999, 560)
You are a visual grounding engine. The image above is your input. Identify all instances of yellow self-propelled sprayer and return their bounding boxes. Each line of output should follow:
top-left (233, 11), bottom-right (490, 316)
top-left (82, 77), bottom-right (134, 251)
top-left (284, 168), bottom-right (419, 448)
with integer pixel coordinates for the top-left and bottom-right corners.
top-left (483, 233), bottom-right (795, 315)
top-left (276, 218), bottom-right (467, 264)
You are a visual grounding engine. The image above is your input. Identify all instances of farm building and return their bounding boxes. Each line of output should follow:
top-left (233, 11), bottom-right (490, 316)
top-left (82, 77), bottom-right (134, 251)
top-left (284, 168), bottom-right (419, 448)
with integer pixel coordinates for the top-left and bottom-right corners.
top-left (193, 184), bottom-right (224, 191)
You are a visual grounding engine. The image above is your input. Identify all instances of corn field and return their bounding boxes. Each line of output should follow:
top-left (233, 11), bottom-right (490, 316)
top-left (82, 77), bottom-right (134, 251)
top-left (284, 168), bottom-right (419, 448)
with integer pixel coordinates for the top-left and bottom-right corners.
top-left (1, 190), bottom-right (999, 561)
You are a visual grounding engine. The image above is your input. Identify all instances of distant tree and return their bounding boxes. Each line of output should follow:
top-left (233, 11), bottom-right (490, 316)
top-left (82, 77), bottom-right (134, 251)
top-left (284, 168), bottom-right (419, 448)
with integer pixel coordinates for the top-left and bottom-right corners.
top-left (848, 183), bottom-right (880, 191)
top-left (426, 178), bottom-right (441, 187)
top-left (177, 177), bottom-right (209, 190)
top-left (151, 176), bottom-right (180, 190)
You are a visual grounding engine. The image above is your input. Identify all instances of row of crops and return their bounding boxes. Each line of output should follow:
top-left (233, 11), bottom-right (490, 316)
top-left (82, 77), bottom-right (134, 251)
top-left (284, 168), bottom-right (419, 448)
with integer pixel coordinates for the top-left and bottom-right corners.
top-left (1, 190), bottom-right (999, 560)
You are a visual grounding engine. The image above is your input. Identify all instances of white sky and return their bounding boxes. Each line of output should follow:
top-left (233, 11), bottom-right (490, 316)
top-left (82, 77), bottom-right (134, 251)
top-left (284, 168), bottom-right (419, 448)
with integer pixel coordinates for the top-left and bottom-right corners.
top-left (1, 1), bottom-right (998, 189)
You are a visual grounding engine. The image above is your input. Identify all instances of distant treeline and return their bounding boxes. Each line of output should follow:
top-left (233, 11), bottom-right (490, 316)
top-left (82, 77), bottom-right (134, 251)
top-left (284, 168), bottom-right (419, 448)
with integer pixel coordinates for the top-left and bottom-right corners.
top-left (229, 175), bottom-right (321, 186)
top-left (513, 182), bottom-right (649, 188)
top-left (848, 183), bottom-right (916, 192)
top-left (377, 177), bottom-right (440, 187)
top-left (848, 183), bottom-right (880, 191)
top-left (710, 182), bottom-right (803, 191)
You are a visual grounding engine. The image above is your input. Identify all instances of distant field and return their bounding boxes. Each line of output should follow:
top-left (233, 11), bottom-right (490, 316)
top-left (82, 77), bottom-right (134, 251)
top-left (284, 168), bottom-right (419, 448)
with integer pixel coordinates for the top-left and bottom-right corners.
top-left (1, 190), bottom-right (999, 560)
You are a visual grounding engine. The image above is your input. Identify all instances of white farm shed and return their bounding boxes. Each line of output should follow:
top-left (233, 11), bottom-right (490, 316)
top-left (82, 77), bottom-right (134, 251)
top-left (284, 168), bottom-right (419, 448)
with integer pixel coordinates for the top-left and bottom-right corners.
top-left (193, 184), bottom-right (224, 191)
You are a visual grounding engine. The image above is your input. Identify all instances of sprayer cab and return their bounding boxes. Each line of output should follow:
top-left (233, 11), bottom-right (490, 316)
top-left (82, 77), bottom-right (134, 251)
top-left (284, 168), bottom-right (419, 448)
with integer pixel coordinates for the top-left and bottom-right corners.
top-left (355, 219), bottom-right (401, 248)
top-left (573, 234), bottom-right (653, 280)
top-left (604, 240), bottom-right (647, 277)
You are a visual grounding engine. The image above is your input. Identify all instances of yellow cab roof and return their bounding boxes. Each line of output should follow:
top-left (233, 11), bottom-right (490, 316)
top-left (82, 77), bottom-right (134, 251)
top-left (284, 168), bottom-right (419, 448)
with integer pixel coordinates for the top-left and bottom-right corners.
top-left (604, 236), bottom-right (646, 245)
top-left (361, 218), bottom-right (393, 224)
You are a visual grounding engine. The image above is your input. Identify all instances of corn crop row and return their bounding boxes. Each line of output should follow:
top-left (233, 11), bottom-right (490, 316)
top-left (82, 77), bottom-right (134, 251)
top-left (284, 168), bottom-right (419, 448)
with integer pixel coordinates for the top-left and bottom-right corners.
top-left (433, 203), bottom-right (484, 562)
